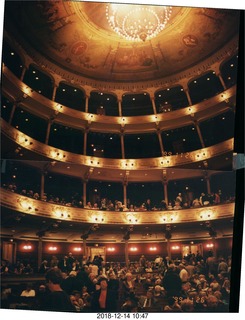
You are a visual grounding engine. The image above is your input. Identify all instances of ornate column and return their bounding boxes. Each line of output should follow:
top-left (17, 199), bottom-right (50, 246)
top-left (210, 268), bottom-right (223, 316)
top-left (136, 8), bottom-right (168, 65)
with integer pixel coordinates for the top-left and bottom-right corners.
top-left (163, 181), bottom-right (168, 206)
top-left (157, 129), bottom-right (165, 154)
top-left (121, 131), bottom-right (125, 159)
top-left (151, 96), bottom-right (157, 114)
top-left (8, 103), bottom-right (17, 125)
top-left (82, 237), bottom-right (87, 258)
top-left (84, 130), bottom-right (88, 155)
top-left (192, 118), bottom-right (205, 148)
top-left (83, 181), bottom-right (87, 207)
top-left (20, 66), bottom-right (27, 82)
top-left (165, 225), bottom-right (172, 259)
top-left (85, 95), bottom-right (90, 113)
top-left (217, 73), bottom-right (227, 90)
top-left (45, 118), bottom-right (52, 145)
top-left (40, 172), bottom-right (45, 200)
top-left (162, 170), bottom-right (168, 205)
top-left (166, 239), bottom-right (171, 260)
top-left (125, 240), bottom-right (129, 268)
top-left (37, 237), bottom-right (43, 269)
top-left (206, 221), bottom-right (217, 258)
top-left (185, 88), bottom-right (192, 106)
top-left (118, 98), bottom-right (122, 117)
top-left (52, 84), bottom-right (58, 101)
top-left (204, 171), bottom-right (211, 194)
top-left (123, 181), bottom-right (127, 207)
top-left (212, 237), bottom-right (217, 258)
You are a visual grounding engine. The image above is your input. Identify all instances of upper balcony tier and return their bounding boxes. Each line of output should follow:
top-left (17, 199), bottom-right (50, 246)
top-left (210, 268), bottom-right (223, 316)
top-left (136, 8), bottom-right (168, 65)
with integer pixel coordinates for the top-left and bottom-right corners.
top-left (1, 119), bottom-right (233, 171)
top-left (2, 66), bottom-right (237, 133)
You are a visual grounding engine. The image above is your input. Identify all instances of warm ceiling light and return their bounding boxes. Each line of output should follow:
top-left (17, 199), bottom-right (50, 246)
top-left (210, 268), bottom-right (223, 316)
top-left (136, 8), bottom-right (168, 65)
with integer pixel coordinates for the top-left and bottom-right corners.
top-left (106, 4), bottom-right (172, 42)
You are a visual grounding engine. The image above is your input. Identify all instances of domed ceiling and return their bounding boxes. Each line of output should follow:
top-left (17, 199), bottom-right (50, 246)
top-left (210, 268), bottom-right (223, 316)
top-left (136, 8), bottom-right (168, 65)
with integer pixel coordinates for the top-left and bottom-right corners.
top-left (5, 1), bottom-right (240, 82)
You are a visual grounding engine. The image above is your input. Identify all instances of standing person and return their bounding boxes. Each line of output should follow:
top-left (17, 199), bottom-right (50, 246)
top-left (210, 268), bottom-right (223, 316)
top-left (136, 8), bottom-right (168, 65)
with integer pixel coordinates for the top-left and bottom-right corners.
top-left (145, 199), bottom-right (152, 211)
top-left (41, 267), bottom-right (76, 312)
top-left (206, 251), bottom-right (217, 276)
top-left (91, 277), bottom-right (118, 312)
top-left (199, 192), bottom-right (209, 206)
top-left (38, 260), bottom-right (49, 274)
top-left (139, 255), bottom-right (146, 272)
top-left (162, 264), bottom-right (182, 298)
top-left (50, 255), bottom-right (59, 268)
top-left (107, 271), bottom-right (120, 299)
top-left (67, 252), bottom-right (75, 272)
top-left (176, 193), bottom-right (183, 207)
top-left (178, 263), bottom-right (189, 283)
top-left (58, 255), bottom-right (68, 273)
top-left (121, 272), bottom-right (136, 299)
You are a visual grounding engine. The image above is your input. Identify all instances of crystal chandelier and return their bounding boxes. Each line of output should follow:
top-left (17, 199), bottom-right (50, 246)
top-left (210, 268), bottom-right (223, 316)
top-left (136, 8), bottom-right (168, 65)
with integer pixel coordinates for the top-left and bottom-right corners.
top-left (106, 3), bottom-right (172, 42)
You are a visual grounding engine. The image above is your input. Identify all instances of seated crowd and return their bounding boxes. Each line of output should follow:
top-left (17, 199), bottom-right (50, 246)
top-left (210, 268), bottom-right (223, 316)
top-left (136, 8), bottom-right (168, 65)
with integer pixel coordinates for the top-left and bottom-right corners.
top-left (2, 182), bottom-right (235, 212)
top-left (1, 251), bottom-right (231, 312)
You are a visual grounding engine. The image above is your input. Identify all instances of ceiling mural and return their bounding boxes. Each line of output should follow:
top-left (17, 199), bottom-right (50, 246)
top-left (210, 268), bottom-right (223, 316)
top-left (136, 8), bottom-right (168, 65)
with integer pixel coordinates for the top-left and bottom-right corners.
top-left (5, 1), bottom-right (240, 82)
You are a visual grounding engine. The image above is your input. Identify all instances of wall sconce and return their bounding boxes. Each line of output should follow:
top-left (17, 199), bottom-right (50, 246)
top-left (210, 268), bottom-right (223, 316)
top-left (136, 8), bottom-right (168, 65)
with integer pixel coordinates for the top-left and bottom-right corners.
top-left (121, 117), bottom-right (126, 127)
top-left (199, 209), bottom-right (214, 220)
top-left (18, 198), bottom-right (33, 211)
top-left (126, 213), bottom-right (138, 224)
top-left (107, 247), bottom-right (115, 252)
top-left (55, 104), bottom-right (63, 112)
top-left (130, 247), bottom-right (138, 252)
top-left (50, 150), bottom-right (65, 160)
top-left (89, 212), bottom-right (105, 223)
top-left (23, 245), bottom-right (32, 250)
top-left (87, 114), bottom-right (94, 124)
top-left (53, 207), bottom-right (70, 219)
top-left (23, 85), bottom-right (32, 96)
top-left (206, 243), bottom-right (214, 248)
top-left (73, 247), bottom-right (82, 252)
top-left (159, 157), bottom-right (172, 167)
top-left (94, 216), bottom-right (105, 223)
top-left (48, 246), bottom-right (57, 251)
top-left (161, 212), bottom-right (178, 223)
top-left (171, 245), bottom-right (180, 250)
top-left (149, 247), bottom-right (157, 251)
top-left (17, 135), bottom-right (30, 147)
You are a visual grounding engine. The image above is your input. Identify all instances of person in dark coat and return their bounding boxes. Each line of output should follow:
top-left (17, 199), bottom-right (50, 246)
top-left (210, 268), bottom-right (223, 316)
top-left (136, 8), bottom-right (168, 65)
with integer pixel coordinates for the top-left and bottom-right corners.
top-left (91, 277), bottom-right (118, 312)
top-left (61, 271), bottom-right (78, 295)
top-left (41, 267), bottom-right (76, 312)
top-left (162, 264), bottom-right (182, 298)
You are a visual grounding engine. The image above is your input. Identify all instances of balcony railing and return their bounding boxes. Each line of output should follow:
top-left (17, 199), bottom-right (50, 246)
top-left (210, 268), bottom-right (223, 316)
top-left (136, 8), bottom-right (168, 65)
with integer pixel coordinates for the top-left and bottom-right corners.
top-left (1, 119), bottom-right (234, 169)
top-left (0, 188), bottom-right (235, 225)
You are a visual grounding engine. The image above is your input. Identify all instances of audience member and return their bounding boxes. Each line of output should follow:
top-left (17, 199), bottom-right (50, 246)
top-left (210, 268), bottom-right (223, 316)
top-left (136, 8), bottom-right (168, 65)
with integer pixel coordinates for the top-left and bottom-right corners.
top-left (41, 267), bottom-right (76, 312)
top-left (91, 277), bottom-right (118, 312)
top-left (20, 283), bottom-right (36, 297)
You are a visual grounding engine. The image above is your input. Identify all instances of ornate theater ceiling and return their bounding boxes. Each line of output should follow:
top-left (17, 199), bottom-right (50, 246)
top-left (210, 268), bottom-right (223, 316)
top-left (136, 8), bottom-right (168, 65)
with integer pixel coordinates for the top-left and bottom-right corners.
top-left (5, 1), bottom-right (240, 82)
